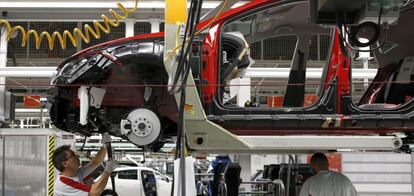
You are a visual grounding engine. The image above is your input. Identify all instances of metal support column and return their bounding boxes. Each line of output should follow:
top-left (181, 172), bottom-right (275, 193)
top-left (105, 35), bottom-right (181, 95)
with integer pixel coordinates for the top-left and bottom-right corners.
top-left (236, 77), bottom-right (251, 107)
top-left (165, 0), bottom-right (187, 195)
top-left (0, 26), bottom-right (8, 124)
top-left (411, 151), bottom-right (414, 196)
top-left (238, 154), bottom-right (252, 193)
top-left (149, 18), bottom-right (160, 33)
top-left (125, 19), bottom-right (135, 38)
top-left (2, 136), bottom-right (5, 196)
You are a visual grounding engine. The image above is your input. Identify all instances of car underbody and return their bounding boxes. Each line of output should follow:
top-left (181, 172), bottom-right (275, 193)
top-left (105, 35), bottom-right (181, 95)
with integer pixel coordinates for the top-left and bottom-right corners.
top-left (48, 0), bottom-right (414, 151)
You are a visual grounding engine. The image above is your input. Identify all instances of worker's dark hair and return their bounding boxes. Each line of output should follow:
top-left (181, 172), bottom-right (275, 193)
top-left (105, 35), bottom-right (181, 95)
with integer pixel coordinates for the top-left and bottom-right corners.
top-left (310, 152), bottom-right (329, 169)
top-left (53, 145), bottom-right (71, 172)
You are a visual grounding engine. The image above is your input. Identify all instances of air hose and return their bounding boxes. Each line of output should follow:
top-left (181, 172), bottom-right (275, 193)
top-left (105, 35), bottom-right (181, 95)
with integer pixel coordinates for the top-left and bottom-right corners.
top-left (0, 0), bottom-right (139, 50)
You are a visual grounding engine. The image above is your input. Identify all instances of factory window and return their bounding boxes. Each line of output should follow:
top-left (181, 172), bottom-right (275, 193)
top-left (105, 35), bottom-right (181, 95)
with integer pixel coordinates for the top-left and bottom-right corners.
top-left (28, 22), bottom-right (78, 59)
top-left (218, 1), bottom-right (330, 108)
top-left (7, 22), bottom-right (78, 60)
top-left (141, 170), bottom-right (157, 195)
top-left (352, 9), bottom-right (414, 110)
top-left (118, 169), bottom-right (138, 180)
top-left (7, 22), bottom-right (27, 60)
top-left (81, 22), bottom-right (125, 47)
top-left (308, 35), bottom-right (330, 61)
top-left (160, 22), bottom-right (165, 32)
top-left (134, 22), bottom-right (151, 35)
top-left (262, 36), bottom-right (296, 60)
top-left (357, 56), bottom-right (414, 109)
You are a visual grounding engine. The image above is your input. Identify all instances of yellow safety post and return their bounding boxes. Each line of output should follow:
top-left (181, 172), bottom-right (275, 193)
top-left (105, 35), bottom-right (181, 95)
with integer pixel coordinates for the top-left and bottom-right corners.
top-left (47, 135), bottom-right (56, 196)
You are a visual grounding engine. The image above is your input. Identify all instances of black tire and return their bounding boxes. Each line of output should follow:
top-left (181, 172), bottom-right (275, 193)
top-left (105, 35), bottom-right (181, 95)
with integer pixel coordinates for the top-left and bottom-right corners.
top-left (101, 189), bottom-right (118, 196)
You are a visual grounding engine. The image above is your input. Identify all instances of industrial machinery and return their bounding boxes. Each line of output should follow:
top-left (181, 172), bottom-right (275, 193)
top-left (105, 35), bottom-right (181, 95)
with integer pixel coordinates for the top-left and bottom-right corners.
top-left (48, 0), bottom-right (414, 152)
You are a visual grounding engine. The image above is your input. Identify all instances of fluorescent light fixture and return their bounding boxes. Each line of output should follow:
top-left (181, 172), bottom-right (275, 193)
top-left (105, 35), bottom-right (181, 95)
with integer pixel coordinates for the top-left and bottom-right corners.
top-left (0, 1), bottom-right (247, 9)
top-left (0, 67), bottom-right (56, 78)
top-left (15, 108), bottom-right (48, 113)
top-left (245, 68), bottom-right (377, 79)
top-left (0, 2), bottom-right (148, 8)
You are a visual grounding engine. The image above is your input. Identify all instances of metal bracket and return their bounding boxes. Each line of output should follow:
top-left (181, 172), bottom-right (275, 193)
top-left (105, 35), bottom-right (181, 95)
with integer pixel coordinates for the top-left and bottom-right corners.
top-left (191, 135), bottom-right (403, 153)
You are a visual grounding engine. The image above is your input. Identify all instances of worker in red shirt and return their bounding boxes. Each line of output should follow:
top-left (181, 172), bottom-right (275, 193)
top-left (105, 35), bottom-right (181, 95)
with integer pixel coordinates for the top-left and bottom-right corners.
top-left (53, 134), bottom-right (117, 196)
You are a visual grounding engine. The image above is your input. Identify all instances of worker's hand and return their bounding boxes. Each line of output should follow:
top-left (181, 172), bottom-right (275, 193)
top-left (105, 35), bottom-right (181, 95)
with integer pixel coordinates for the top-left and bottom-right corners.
top-left (101, 133), bottom-right (112, 146)
top-left (104, 160), bottom-right (118, 173)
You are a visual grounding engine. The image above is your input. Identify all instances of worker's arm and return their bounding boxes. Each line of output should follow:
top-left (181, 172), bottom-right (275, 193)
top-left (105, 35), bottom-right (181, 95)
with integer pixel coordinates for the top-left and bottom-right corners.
top-left (89, 171), bottom-right (110, 196)
top-left (86, 134), bottom-right (112, 169)
top-left (89, 160), bottom-right (118, 196)
top-left (86, 146), bottom-right (107, 169)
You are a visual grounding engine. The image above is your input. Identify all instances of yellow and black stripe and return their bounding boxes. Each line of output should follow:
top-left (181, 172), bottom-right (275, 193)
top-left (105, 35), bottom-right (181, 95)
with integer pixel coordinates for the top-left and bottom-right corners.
top-left (48, 135), bottom-right (56, 196)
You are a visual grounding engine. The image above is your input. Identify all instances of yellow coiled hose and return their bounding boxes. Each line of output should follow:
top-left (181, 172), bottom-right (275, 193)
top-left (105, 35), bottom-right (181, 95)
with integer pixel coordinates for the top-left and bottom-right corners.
top-left (0, 0), bottom-right (138, 50)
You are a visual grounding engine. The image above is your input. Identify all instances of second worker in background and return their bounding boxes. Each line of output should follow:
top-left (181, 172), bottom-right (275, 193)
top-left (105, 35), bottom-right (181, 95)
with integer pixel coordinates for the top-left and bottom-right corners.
top-left (299, 152), bottom-right (358, 196)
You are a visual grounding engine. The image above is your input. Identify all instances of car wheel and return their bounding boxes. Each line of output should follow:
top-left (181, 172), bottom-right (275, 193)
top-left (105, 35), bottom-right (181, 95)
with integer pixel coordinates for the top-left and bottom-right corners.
top-left (101, 189), bottom-right (118, 196)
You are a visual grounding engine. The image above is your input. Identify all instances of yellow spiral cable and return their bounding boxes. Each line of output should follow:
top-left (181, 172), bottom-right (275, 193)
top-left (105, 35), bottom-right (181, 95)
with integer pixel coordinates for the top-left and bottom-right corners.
top-left (0, 0), bottom-right (139, 50)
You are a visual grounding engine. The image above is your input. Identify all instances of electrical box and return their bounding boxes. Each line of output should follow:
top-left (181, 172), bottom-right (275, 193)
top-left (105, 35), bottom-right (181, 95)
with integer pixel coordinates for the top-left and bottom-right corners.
top-left (5, 92), bottom-right (16, 121)
top-left (1, 92), bottom-right (15, 124)
top-left (357, 0), bottom-right (400, 24)
top-left (309, 0), bottom-right (402, 25)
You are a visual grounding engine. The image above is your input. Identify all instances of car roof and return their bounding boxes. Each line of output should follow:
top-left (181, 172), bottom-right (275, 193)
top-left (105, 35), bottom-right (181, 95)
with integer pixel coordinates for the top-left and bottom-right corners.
top-left (114, 166), bottom-right (155, 172)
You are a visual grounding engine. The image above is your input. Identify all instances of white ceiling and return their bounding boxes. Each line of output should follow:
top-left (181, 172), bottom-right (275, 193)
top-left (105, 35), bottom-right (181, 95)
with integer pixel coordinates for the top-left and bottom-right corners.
top-left (0, 0), bottom-right (248, 21)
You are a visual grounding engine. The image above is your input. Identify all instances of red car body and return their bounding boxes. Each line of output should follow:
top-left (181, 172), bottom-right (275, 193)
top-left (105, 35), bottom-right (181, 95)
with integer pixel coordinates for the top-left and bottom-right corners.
top-left (49, 0), bottom-right (414, 148)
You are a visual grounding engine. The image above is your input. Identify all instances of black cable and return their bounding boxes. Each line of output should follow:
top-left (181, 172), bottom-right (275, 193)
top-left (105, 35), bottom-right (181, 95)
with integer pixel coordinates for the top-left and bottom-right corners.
top-left (170, 1), bottom-right (203, 196)
top-left (174, 0), bottom-right (201, 158)
top-left (194, 0), bottom-right (203, 24)
top-left (378, 7), bottom-right (383, 25)
top-left (181, 0), bottom-right (202, 85)
top-left (175, 0), bottom-right (203, 156)
top-left (80, 136), bottom-right (87, 152)
top-left (169, 0), bottom-right (196, 93)
top-left (141, 146), bottom-right (146, 164)
top-left (170, 0), bottom-right (203, 93)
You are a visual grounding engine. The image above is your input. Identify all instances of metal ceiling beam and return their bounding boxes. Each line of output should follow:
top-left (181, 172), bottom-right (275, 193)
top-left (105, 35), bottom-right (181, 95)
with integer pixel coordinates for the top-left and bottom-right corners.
top-left (245, 68), bottom-right (377, 79)
top-left (201, 0), bottom-right (242, 20)
top-left (0, 66), bottom-right (378, 79)
top-left (0, 1), bottom-right (248, 21)
top-left (0, 1), bottom-right (246, 9)
top-left (231, 135), bottom-right (403, 153)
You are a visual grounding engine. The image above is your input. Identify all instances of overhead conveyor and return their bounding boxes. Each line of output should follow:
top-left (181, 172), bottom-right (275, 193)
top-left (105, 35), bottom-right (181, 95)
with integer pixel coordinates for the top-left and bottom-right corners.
top-left (201, 135), bottom-right (404, 154)
top-left (0, 66), bottom-right (377, 79)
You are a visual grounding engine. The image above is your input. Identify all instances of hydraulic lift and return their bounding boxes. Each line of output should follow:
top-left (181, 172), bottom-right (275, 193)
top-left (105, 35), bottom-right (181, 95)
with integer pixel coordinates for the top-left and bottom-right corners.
top-left (0, 0), bottom-right (412, 195)
top-left (0, 0), bottom-right (406, 154)
top-left (162, 0), bottom-right (407, 154)
top-left (160, 0), bottom-right (409, 195)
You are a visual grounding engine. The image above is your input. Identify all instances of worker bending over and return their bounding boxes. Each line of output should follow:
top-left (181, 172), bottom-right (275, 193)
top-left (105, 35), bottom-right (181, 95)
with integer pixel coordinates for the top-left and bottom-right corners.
top-left (53, 134), bottom-right (117, 196)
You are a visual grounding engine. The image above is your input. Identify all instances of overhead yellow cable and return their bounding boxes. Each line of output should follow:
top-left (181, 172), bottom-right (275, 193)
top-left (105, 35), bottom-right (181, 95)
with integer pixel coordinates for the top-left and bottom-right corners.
top-left (0, 0), bottom-right (139, 50)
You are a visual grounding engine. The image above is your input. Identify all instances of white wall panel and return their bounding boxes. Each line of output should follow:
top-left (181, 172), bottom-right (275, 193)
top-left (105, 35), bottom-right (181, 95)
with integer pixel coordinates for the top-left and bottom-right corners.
top-left (343, 163), bottom-right (411, 173)
top-left (0, 136), bottom-right (3, 196)
top-left (4, 136), bottom-right (47, 196)
top-left (342, 152), bottom-right (413, 195)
